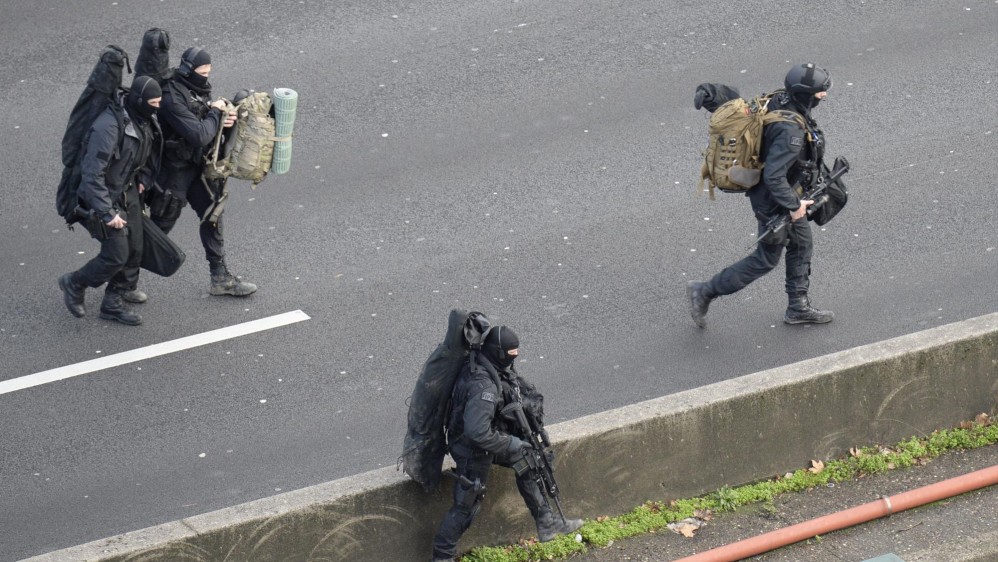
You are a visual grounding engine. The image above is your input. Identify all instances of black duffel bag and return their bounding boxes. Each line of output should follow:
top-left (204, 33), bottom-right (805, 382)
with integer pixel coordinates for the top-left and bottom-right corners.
top-left (141, 214), bottom-right (185, 276)
top-left (809, 159), bottom-right (849, 226)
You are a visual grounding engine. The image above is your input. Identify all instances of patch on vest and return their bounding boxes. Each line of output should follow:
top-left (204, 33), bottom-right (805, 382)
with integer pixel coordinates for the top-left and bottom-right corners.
top-left (789, 136), bottom-right (804, 147)
top-left (481, 391), bottom-right (495, 403)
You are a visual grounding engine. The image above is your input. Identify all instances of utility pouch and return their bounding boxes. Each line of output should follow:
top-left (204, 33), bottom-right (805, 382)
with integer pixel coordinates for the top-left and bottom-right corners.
top-left (163, 138), bottom-right (194, 163)
top-left (148, 188), bottom-right (186, 221)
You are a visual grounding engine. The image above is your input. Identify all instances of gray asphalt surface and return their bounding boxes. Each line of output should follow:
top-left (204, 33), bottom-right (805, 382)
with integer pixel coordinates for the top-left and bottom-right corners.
top-left (0, 1), bottom-right (996, 560)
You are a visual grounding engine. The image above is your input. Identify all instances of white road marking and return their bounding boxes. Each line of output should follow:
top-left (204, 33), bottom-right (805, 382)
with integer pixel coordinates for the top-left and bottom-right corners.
top-left (0, 310), bottom-right (311, 396)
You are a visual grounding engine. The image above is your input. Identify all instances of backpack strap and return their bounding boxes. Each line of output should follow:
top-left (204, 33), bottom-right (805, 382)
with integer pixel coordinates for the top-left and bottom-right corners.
top-left (765, 109), bottom-right (811, 140)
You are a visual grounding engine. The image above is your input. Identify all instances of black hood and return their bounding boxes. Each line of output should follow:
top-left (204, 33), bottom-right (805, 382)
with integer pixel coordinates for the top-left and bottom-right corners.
top-left (127, 75), bottom-right (161, 121)
top-left (481, 325), bottom-right (519, 370)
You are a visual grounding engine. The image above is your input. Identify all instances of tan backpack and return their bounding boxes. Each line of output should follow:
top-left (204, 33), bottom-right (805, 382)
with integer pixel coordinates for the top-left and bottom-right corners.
top-left (204, 92), bottom-right (282, 187)
top-left (698, 94), bottom-right (805, 199)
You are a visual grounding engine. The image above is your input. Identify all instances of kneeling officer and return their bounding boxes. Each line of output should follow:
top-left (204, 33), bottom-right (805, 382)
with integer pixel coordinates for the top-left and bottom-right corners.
top-left (59, 76), bottom-right (161, 326)
top-left (431, 326), bottom-right (583, 562)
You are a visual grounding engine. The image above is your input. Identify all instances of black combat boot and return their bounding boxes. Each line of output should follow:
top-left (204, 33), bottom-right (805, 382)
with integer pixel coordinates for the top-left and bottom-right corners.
top-left (209, 261), bottom-right (258, 297)
top-left (121, 289), bottom-right (148, 304)
top-left (58, 273), bottom-right (87, 318)
top-left (99, 291), bottom-right (143, 326)
top-left (686, 280), bottom-right (713, 329)
top-left (430, 558), bottom-right (455, 562)
top-left (536, 511), bottom-right (584, 542)
top-left (784, 295), bottom-right (834, 325)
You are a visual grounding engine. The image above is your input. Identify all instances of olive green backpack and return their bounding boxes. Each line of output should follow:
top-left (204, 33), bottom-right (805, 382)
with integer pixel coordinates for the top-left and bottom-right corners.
top-left (698, 92), bottom-right (805, 199)
top-left (204, 91), bottom-right (283, 187)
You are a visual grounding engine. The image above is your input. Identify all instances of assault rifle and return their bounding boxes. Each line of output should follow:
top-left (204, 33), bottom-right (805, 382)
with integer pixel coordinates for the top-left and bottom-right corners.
top-left (749, 156), bottom-right (850, 249)
top-left (501, 400), bottom-right (566, 522)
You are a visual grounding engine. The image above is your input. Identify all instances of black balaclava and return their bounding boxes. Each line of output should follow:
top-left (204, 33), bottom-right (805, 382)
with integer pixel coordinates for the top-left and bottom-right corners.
top-left (482, 325), bottom-right (520, 370)
top-left (179, 47), bottom-right (212, 91)
top-left (127, 75), bottom-right (162, 121)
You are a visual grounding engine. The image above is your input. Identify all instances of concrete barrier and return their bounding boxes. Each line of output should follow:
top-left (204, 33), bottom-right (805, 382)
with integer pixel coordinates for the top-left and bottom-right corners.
top-left (26, 313), bottom-right (998, 562)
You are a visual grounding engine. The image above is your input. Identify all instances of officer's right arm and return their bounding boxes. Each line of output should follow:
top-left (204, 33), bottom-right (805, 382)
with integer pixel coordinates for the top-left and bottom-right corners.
top-left (160, 88), bottom-right (223, 150)
top-left (462, 379), bottom-right (516, 455)
top-left (78, 114), bottom-right (118, 222)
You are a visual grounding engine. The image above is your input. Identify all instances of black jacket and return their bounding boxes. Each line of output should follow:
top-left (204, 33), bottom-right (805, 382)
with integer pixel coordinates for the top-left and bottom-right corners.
top-left (160, 80), bottom-right (223, 167)
top-left (78, 99), bottom-right (156, 222)
top-left (752, 96), bottom-right (825, 216)
top-left (447, 354), bottom-right (519, 457)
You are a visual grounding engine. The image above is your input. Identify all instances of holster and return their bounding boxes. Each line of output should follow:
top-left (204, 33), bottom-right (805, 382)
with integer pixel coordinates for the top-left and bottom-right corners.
top-left (201, 176), bottom-right (229, 226)
top-left (75, 206), bottom-right (110, 241)
top-left (147, 186), bottom-right (187, 221)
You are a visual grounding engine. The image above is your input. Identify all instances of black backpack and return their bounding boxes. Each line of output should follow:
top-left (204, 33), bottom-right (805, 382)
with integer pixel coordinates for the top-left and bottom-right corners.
top-left (134, 28), bottom-right (173, 86)
top-left (400, 310), bottom-right (492, 491)
top-left (56, 45), bottom-right (130, 225)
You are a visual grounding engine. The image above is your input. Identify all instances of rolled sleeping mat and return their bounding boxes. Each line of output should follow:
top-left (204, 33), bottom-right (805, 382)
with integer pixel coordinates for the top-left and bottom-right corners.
top-left (271, 87), bottom-right (298, 174)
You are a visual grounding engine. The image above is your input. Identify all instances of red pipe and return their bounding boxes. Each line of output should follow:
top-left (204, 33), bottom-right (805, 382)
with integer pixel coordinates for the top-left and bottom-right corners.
top-left (672, 464), bottom-right (998, 562)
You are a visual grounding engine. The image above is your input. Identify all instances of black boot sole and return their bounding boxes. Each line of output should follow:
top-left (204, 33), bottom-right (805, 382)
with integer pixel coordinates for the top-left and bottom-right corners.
top-left (99, 311), bottom-right (143, 326)
top-left (784, 315), bottom-right (834, 325)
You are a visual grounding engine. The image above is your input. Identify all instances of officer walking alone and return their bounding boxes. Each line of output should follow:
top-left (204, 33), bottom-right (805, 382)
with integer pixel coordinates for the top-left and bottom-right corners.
top-left (688, 63), bottom-right (836, 327)
top-left (431, 326), bottom-right (583, 562)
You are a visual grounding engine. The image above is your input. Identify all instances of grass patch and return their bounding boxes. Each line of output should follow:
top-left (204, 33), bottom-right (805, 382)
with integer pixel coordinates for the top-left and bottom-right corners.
top-left (459, 419), bottom-right (998, 562)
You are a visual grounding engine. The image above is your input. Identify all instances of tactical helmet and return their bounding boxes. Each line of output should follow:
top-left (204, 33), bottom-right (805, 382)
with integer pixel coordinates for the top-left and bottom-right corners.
top-left (784, 63), bottom-right (832, 95)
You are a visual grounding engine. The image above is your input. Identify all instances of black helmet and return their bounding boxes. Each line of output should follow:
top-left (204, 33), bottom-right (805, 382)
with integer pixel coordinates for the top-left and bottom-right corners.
top-left (784, 63), bottom-right (832, 95)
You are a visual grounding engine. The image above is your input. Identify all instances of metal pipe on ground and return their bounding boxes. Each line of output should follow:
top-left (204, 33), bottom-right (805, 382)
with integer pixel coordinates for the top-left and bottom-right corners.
top-left (673, 464), bottom-right (998, 562)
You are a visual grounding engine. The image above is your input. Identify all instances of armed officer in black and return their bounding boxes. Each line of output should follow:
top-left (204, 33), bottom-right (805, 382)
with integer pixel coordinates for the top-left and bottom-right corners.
top-left (688, 63), bottom-right (835, 327)
top-left (138, 47), bottom-right (256, 299)
top-left (431, 326), bottom-right (583, 562)
top-left (59, 76), bottom-right (161, 325)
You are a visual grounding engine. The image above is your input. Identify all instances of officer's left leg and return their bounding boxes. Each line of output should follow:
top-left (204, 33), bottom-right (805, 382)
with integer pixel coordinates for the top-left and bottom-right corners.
top-left (114, 185), bottom-right (147, 304)
top-left (784, 219), bottom-right (833, 324)
top-left (431, 453), bottom-right (492, 561)
top-left (515, 474), bottom-right (583, 542)
top-left (188, 178), bottom-right (257, 297)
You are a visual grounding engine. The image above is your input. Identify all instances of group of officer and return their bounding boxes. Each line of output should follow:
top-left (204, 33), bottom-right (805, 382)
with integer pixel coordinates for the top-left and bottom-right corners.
top-left (58, 46), bottom-right (256, 326)
top-left (56, 51), bottom-right (838, 560)
top-left (430, 63), bottom-right (839, 561)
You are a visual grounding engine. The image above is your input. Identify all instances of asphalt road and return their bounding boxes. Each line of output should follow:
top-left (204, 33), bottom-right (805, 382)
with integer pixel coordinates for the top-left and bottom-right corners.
top-left (0, 1), bottom-right (995, 560)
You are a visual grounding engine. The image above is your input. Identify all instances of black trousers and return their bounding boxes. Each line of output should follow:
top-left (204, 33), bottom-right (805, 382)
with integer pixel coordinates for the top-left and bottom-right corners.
top-left (432, 448), bottom-right (549, 559)
top-left (151, 163), bottom-right (225, 264)
top-left (705, 200), bottom-right (814, 299)
top-left (73, 184), bottom-right (143, 293)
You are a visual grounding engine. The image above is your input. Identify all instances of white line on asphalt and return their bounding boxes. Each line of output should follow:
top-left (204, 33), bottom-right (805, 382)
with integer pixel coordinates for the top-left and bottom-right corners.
top-left (0, 310), bottom-right (311, 396)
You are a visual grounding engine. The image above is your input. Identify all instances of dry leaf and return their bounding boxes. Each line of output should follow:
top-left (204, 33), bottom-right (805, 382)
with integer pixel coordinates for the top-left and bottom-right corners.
top-left (668, 518), bottom-right (706, 538)
top-left (596, 516), bottom-right (610, 523)
top-left (849, 447), bottom-right (863, 458)
top-left (975, 412), bottom-right (991, 425)
top-left (960, 420), bottom-right (975, 430)
top-left (808, 460), bottom-right (825, 474)
top-left (694, 509), bottom-right (713, 521)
